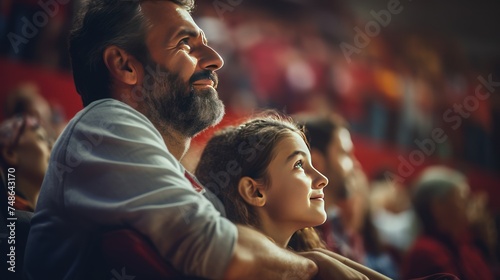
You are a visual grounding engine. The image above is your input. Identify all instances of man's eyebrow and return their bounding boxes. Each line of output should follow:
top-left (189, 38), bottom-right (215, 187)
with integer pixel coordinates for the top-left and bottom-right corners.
top-left (285, 150), bottom-right (307, 163)
top-left (171, 28), bottom-right (208, 44)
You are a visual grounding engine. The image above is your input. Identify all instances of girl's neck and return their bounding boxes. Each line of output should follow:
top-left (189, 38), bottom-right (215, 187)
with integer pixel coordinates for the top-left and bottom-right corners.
top-left (258, 214), bottom-right (297, 248)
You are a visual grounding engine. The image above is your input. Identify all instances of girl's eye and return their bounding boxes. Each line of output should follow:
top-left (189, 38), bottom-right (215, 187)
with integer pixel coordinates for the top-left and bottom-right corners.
top-left (294, 160), bottom-right (304, 170)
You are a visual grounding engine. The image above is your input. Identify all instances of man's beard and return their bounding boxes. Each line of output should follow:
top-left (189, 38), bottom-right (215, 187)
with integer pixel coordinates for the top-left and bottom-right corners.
top-left (142, 62), bottom-right (225, 137)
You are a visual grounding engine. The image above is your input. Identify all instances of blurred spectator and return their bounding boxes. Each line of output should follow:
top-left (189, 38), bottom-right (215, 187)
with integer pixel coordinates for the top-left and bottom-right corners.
top-left (467, 192), bottom-right (500, 278)
top-left (297, 113), bottom-right (399, 279)
top-left (0, 115), bottom-right (52, 211)
top-left (4, 82), bottom-right (66, 138)
top-left (402, 166), bottom-right (494, 280)
top-left (369, 172), bottom-right (418, 266)
top-left (2, 0), bottom-right (500, 173)
top-left (4, 83), bottom-right (51, 121)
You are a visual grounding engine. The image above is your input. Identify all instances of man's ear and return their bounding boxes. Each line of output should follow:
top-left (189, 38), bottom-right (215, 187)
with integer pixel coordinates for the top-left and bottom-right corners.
top-left (311, 148), bottom-right (326, 174)
top-left (103, 46), bottom-right (141, 86)
top-left (1, 147), bottom-right (18, 166)
top-left (238, 176), bottom-right (266, 207)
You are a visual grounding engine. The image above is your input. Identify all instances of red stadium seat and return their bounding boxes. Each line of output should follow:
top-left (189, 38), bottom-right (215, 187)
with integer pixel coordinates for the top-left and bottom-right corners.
top-left (101, 229), bottom-right (207, 280)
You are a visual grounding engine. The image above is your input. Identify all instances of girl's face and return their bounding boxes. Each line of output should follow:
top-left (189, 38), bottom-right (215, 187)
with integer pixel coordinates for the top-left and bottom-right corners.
top-left (262, 132), bottom-right (328, 230)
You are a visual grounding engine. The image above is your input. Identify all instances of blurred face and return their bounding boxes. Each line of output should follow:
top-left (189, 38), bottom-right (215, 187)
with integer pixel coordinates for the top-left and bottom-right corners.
top-left (325, 128), bottom-right (360, 202)
top-left (139, 1), bottom-right (225, 137)
top-left (263, 132), bottom-right (329, 230)
top-left (326, 128), bottom-right (356, 181)
top-left (14, 126), bottom-right (52, 184)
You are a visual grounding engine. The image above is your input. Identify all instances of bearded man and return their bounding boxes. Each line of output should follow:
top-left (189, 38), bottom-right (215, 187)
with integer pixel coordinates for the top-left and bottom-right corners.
top-left (24, 1), bottom-right (369, 280)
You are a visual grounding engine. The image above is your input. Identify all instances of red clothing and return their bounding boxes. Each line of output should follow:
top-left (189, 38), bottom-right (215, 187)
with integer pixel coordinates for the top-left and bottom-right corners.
top-left (318, 217), bottom-right (365, 263)
top-left (14, 194), bottom-right (33, 212)
top-left (402, 234), bottom-right (493, 280)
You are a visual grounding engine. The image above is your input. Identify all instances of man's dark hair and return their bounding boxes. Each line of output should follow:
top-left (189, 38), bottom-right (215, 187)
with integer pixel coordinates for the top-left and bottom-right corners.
top-left (69, 0), bottom-right (194, 106)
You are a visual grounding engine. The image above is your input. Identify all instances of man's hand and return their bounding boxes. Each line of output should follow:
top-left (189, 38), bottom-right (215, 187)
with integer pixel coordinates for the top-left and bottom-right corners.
top-left (312, 248), bottom-right (392, 280)
top-left (298, 251), bottom-right (368, 280)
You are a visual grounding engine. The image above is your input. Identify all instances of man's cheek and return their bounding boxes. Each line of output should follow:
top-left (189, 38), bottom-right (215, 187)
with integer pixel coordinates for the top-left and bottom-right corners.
top-left (172, 55), bottom-right (197, 81)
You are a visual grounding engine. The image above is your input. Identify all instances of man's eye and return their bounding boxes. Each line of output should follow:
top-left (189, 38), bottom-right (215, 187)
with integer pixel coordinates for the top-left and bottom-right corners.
top-left (294, 160), bottom-right (304, 170)
top-left (178, 38), bottom-right (191, 51)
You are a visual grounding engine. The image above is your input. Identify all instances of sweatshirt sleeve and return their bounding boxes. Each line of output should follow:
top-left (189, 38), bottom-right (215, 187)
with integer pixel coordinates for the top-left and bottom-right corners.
top-left (58, 100), bottom-right (236, 279)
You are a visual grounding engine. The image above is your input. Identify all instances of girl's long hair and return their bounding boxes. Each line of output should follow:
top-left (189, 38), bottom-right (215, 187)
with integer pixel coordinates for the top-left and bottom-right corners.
top-left (195, 112), bottom-right (326, 251)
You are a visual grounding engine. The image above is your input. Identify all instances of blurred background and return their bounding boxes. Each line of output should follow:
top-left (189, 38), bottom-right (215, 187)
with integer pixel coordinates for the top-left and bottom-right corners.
top-left (1, 0), bottom-right (500, 218)
top-left (195, 0), bottom-right (500, 201)
top-left (3, 1), bottom-right (500, 170)
top-left (1, 0), bottom-right (500, 206)
top-left (1, 0), bottom-right (500, 278)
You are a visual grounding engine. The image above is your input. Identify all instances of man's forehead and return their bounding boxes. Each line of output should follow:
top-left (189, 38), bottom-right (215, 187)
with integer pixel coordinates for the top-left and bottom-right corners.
top-left (140, 1), bottom-right (200, 37)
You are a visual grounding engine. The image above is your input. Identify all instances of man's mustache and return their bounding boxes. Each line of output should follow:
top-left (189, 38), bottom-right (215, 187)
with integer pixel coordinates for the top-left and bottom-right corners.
top-left (189, 70), bottom-right (218, 89)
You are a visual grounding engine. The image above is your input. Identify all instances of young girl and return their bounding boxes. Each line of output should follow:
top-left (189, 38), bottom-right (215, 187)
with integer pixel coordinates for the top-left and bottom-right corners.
top-left (196, 115), bottom-right (328, 251)
top-left (195, 114), bottom-right (392, 279)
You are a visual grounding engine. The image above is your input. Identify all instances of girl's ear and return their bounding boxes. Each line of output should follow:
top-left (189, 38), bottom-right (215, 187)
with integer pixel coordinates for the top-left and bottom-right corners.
top-left (1, 147), bottom-right (18, 166)
top-left (238, 176), bottom-right (266, 207)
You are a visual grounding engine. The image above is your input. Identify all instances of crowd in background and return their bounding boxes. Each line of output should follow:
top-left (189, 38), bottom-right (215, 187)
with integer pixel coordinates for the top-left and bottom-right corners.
top-left (1, 0), bottom-right (500, 170)
top-left (1, 0), bottom-right (500, 279)
top-left (194, 0), bottom-right (500, 172)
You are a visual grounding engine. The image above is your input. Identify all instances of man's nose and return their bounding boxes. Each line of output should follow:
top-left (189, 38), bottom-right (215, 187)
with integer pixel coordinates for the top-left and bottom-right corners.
top-left (198, 45), bottom-right (224, 71)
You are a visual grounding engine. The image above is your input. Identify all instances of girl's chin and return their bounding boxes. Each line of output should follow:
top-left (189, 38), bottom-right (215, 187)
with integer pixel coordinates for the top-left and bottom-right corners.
top-left (315, 213), bottom-right (328, 226)
top-left (303, 216), bottom-right (328, 228)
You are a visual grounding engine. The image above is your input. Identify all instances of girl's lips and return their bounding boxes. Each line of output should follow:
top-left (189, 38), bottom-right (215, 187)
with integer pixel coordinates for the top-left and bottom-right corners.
top-left (310, 193), bottom-right (324, 200)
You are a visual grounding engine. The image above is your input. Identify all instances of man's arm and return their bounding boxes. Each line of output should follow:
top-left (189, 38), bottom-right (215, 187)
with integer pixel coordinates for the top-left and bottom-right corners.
top-left (313, 248), bottom-right (391, 280)
top-left (59, 101), bottom-right (238, 279)
top-left (223, 226), bottom-right (371, 280)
